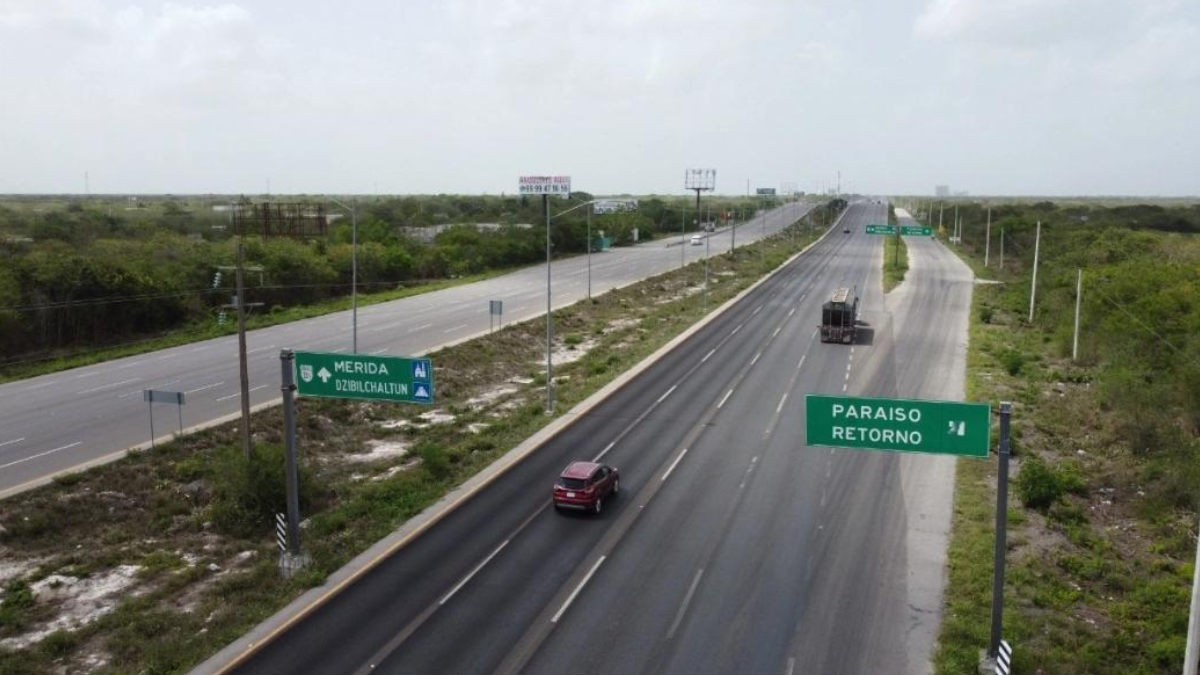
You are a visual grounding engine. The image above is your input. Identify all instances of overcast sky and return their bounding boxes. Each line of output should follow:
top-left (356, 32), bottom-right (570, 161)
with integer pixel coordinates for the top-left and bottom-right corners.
top-left (2, 0), bottom-right (1197, 196)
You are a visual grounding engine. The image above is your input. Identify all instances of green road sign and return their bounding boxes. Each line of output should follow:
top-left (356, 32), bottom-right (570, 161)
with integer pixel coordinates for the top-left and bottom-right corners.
top-left (865, 224), bottom-right (896, 235)
top-left (294, 351), bottom-right (433, 404)
top-left (901, 225), bottom-right (933, 236)
top-left (805, 394), bottom-right (990, 458)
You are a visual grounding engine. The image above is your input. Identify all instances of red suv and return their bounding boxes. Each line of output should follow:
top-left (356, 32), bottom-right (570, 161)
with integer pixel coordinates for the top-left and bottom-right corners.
top-left (553, 461), bottom-right (619, 514)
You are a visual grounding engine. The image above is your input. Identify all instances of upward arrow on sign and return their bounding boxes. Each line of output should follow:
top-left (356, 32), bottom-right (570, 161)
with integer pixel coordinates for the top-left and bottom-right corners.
top-left (317, 368), bottom-right (331, 383)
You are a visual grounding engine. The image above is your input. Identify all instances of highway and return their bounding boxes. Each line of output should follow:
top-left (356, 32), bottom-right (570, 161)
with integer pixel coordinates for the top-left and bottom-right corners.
top-left (217, 201), bottom-right (976, 674)
top-left (0, 201), bottom-right (816, 497)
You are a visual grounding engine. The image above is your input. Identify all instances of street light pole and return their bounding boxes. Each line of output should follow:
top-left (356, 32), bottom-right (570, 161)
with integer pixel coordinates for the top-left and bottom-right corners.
top-left (328, 197), bottom-right (359, 353)
top-left (587, 202), bottom-right (592, 300)
top-left (544, 194), bottom-right (553, 414)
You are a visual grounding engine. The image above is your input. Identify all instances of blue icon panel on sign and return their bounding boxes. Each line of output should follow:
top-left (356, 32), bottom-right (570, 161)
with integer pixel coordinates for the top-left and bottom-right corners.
top-left (412, 360), bottom-right (429, 381)
top-left (413, 384), bottom-right (431, 402)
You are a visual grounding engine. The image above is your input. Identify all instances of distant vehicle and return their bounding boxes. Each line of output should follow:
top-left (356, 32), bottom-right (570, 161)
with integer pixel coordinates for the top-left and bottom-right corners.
top-left (843, 227), bottom-right (850, 234)
top-left (690, 234), bottom-right (704, 246)
top-left (820, 287), bottom-right (859, 344)
top-left (553, 461), bottom-right (619, 513)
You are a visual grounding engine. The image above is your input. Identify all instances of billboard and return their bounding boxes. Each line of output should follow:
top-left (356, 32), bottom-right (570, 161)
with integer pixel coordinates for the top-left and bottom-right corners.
top-left (593, 199), bottom-right (639, 214)
top-left (756, 188), bottom-right (777, 195)
top-left (519, 175), bottom-right (571, 197)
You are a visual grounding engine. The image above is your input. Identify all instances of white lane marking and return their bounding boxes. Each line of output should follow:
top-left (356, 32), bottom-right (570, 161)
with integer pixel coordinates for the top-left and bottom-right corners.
top-left (730, 323), bottom-right (743, 336)
top-left (787, 656), bottom-right (796, 675)
top-left (667, 568), bottom-right (705, 639)
top-left (0, 442), bottom-right (82, 470)
top-left (811, 329), bottom-right (819, 340)
top-left (656, 384), bottom-right (678, 404)
top-left (701, 349), bottom-right (716, 363)
top-left (78, 378), bottom-right (140, 395)
top-left (476, 308), bottom-right (487, 314)
top-left (0, 438), bottom-right (26, 449)
top-left (787, 308), bottom-right (795, 318)
top-left (370, 348), bottom-right (389, 355)
top-left (776, 393), bottom-right (788, 413)
top-left (156, 354), bottom-right (175, 361)
top-left (26, 381), bottom-right (59, 391)
top-left (661, 448), bottom-right (689, 482)
top-left (717, 389), bottom-right (734, 410)
top-left (190, 346), bottom-right (210, 353)
top-left (216, 384), bottom-right (266, 403)
top-left (440, 540), bottom-right (510, 605)
top-left (594, 441), bottom-right (616, 462)
top-left (247, 344), bottom-right (277, 355)
top-left (752, 305), bottom-right (763, 316)
top-left (75, 371), bottom-right (102, 379)
top-left (797, 355), bottom-right (807, 370)
top-left (443, 324), bottom-right (468, 334)
top-left (750, 352), bottom-right (761, 366)
top-left (551, 556), bottom-right (607, 624)
top-left (408, 323), bottom-right (434, 333)
top-left (184, 382), bottom-right (224, 395)
top-left (114, 360), bottom-right (146, 370)
top-left (772, 326), bottom-right (782, 338)
top-left (332, 347), bottom-right (348, 354)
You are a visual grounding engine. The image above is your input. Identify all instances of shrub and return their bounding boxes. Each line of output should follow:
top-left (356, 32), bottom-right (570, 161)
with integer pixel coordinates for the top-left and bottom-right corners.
top-left (1016, 454), bottom-right (1064, 511)
top-left (979, 305), bottom-right (994, 324)
top-left (417, 442), bottom-right (451, 481)
top-left (208, 444), bottom-right (317, 538)
top-left (998, 349), bottom-right (1025, 376)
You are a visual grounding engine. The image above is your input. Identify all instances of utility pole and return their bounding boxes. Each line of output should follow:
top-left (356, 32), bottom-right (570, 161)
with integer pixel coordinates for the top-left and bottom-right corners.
top-left (586, 202), bottom-right (592, 300)
top-left (1080, 267), bottom-right (1089, 362)
top-left (984, 206), bottom-right (992, 267)
top-left (235, 238), bottom-right (253, 459)
top-left (938, 203), bottom-right (944, 238)
top-left (544, 194), bottom-right (553, 414)
top-left (1186, 508), bottom-right (1200, 675)
top-left (1029, 221), bottom-right (1041, 323)
top-left (1000, 227), bottom-right (1005, 269)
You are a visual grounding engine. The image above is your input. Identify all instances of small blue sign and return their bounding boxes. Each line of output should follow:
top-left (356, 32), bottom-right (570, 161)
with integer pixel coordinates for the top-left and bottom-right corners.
top-left (413, 384), bottom-right (431, 402)
top-left (413, 360), bottom-right (429, 381)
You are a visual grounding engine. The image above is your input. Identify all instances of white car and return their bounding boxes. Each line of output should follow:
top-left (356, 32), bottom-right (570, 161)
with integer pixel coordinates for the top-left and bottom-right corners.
top-left (690, 234), bottom-right (703, 246)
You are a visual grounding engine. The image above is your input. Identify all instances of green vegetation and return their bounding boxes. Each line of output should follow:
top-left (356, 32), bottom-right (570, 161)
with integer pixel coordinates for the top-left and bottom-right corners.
top-left (0, 193), bottom-right (798, 381)
top-left (0, 206), bottom-right (837, 674)
top-left (924, 199), bottom-right (1200, 675)
top-left (882, 233), bottom-right (908, 292)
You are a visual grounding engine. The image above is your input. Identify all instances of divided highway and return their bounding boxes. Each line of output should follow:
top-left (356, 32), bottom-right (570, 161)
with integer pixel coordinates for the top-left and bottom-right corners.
top-left (0, 202), bottom-right (815, 497)
top-left (215, 201), bottom-right (976, 674)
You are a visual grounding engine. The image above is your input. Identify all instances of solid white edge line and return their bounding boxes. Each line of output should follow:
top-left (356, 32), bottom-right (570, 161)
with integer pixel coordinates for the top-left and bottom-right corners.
top-left (776, 392), bottom-right (788, 413)
top-left (787, 656), bottom-right (796, 675)
top-left (440, 539), bottom-right (510, 605)
top-left (551, 556), bottom-right (607, 623)
top-left (661, 448), bottom-right (689, 482)
top-left (0, 438), bottom-right (26, 449)
top-left (717, 389), bottom-right (734, 409)
top-left (701, 349), bottom-right (715, 363)
top-left (656, 384), bottom-right (678, 404)
top-left (0, 442), bottom-right (82, 471)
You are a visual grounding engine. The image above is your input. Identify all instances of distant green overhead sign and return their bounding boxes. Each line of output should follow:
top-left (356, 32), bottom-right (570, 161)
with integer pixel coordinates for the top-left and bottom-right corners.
top-left (901, 225), bottom-right (933, 236)
top-left (865, 224), bottom-right (896, 235)
top-left (294, 351), bottom-right (433, 404)
top-left (805, 394), bottom-right (990, 458)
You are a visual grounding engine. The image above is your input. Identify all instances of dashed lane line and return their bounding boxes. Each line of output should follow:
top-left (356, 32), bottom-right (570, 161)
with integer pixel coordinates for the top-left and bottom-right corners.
top-left (0, 442), bottom-right (82, 471)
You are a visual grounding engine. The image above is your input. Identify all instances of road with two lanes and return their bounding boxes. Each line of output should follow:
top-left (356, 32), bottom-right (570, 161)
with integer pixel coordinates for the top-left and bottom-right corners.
top-left (217, 201), bottom-right (977, 675)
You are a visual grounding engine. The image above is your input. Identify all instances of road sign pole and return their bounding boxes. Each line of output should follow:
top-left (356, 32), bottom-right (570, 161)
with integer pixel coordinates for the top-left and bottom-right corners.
top-left (147, 396), bottom-right (155, 449)
top-left (1029, 221), bottom-right (1041, 323)
top-left (984, 207), bottom-right (992, 267)
top-left (989, 401), bottom-right (1013, 658)
top-left (280, 350), bottom-right (302, 558)
top-left (1185, 507), bottom-right (1200, 675)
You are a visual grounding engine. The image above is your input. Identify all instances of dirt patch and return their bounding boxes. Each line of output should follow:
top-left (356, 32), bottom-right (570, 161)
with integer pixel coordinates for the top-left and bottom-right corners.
top-left (0, 565), bottom-right (142, 650)
top-left (344, 440), bottom-right (411, 463)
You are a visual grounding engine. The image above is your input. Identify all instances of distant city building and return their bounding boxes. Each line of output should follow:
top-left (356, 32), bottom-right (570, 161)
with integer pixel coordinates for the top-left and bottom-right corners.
top-left (935, 185), bottom-right (950, 197)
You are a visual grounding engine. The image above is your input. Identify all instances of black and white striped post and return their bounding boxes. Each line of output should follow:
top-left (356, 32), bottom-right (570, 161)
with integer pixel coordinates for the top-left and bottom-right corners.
top-left (275, 513), bottom-right (287, 553)
top-left (995, 639), bottom-right (1012, 675)
top-left (985, 402), bottom-right (1013, 671)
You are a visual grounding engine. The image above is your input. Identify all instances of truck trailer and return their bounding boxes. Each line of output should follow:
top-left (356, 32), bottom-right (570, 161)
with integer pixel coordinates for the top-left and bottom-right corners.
top-left (820, 287), bottom-right (858, 344)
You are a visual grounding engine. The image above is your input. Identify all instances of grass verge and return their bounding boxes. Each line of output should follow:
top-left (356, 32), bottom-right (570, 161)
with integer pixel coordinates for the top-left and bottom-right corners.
top-left (882, 235), bottom-right (908, 292)
top-left (934, 265), bottom-right (1196, 674)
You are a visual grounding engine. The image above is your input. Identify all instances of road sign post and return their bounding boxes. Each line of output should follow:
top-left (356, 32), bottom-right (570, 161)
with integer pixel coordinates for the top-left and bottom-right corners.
top-left (490, 300), bottom-right (503, 333)
top-left (293, 351), bottom-right (434, 404)
top-left (805, 394), bottom-right (990, 458)
top-left (143, 389), bottom-right (185, 448)
top-left (278, 350), bottom-right (310, 577)
top-left (989, 402), bottom-right (1012, 660)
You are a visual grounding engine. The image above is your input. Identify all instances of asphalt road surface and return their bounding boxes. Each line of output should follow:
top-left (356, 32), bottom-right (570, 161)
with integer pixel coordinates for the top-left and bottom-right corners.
top-left (220, 201), bottom-right (977, 675)
top-left (0, 201), bottom-right (816, 497)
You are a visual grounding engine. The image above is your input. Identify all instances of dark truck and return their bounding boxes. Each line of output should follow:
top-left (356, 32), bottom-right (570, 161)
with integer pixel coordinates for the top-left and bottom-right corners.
top-left (820, 287), bottom-right (858, 344)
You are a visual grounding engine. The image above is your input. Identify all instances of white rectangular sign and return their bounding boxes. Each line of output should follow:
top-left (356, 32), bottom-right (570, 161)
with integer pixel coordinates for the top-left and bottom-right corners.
top-left (519, 175), bottom-right (571, 197)
top-left (593, 199), bottom-right (638, 214)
